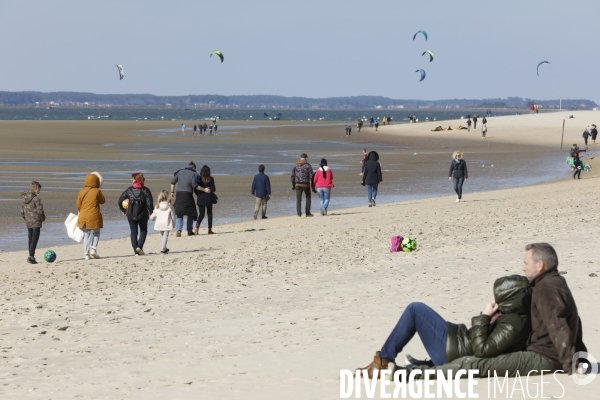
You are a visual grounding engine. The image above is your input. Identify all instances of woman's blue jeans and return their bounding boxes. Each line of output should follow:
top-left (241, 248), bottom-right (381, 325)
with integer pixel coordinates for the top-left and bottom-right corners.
top-left (317, 188), bottom-right (331, 213)
top-left (367, 184), bottom-right (378, 203)
top-left (379, 302), bottom-right (450, 366)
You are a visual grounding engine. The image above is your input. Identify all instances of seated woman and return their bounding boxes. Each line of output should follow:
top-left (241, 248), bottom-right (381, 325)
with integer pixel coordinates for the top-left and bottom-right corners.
top-left (357, 275), bottom-right (531, 378)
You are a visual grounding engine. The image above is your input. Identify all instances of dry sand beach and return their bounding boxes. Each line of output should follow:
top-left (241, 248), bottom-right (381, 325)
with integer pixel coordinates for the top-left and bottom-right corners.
top-left (0, 111), bottom-right (599, 399)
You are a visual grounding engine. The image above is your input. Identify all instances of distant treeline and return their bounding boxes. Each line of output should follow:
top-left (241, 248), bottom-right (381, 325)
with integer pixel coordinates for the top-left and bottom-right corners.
top-left (0, 91), bottom-right (595, 109)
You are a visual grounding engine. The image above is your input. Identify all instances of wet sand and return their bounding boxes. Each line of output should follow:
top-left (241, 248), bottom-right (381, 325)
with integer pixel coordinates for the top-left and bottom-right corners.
top-left (0, 116), bottom-right (573, 250)
top-left (0, 112), bottom-right (598, 399)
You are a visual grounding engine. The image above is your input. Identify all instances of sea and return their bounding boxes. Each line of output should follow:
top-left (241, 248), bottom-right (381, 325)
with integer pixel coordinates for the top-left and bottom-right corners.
top-left (0, 107), bottom-right (517, 122)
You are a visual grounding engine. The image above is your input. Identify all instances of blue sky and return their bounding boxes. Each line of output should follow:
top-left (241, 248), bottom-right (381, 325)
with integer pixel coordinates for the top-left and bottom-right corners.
top-left (0, 0), bottom-right (598, 101)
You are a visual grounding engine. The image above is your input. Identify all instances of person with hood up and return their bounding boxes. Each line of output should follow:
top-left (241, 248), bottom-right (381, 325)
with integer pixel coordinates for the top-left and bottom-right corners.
top-left (448, 151), bottom-right (468, 202)
top-left (150, 190), bottom-right (176, 254)
top-left (76, 172), bottom-right (105, 260)
top-left (21, 181), bottom-right (45, 264)
top-left (356, 275), bottom-right (532, 379)
top-left (313, 158), bottom-right (334, 216)
top-left (170, 162), bottom-right (199, 237)
top-left (118, 172), bottom-right (154, 256)
top-left (291, 153), bottom-right (315, 217)
top-left (194, 165), bottom-right (216, 235)
top-left (361, 151), bottom-right (382, 207)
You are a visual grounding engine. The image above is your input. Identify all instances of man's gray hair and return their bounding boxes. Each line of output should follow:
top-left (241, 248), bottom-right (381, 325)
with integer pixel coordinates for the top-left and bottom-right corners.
top-left (525, 243), bottom-right (558, 270)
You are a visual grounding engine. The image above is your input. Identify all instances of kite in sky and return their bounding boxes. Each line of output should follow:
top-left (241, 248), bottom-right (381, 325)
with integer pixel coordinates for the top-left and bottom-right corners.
top-left (536, 61), bottom-right (550, 76)
top-left (116, 64), bottom-right (124, 80)
top-left (422, 50), bottom-right (434, 62)
top-left (412, 30), bottom-right (428, 41)
top-left (415, 69), bottom-right (426, 82)
top-left (210, 50), bottom-right (224, 63)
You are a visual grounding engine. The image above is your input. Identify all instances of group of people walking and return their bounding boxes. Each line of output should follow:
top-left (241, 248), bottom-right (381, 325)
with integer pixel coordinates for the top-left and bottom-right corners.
top-left (20, 149), bottom-right (473, 263)
top-left (182, 123), bottom-right (218, 136)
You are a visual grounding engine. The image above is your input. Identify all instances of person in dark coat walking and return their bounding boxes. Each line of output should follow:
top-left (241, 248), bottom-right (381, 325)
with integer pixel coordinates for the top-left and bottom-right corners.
top-left (448, 151), bottom-right (468, 202)
top-left (118, 172), bottom-right (154, 256)
top-left (170, 162), bottom-right (199, 237)
top-left (251, 164), bottom-right (271, 220)
top-left (591, 124), bottom-right (598, 144)
top-left (194, 165), bottom-right (216, 234)
top-left (361, 151), bottom-right (382, 207)
top-left (582, 129), bottom-right (590, 146)
top-left (21, 181), bottom-right (45, 264)
top-left (473, 115), bottom-right (478, 129)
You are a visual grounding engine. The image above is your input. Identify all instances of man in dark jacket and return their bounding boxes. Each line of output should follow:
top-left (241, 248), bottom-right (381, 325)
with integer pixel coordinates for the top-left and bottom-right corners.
top-left (403, 243), bottom-right (587, 379)
top-left (170, 161), bottom-right (199, 236)
top-left (362, 151), bottom-right (382, 207)
top-left (251, 164), bottom-right (271, 220)
top-left (291, 153), bottom-right (314, 217)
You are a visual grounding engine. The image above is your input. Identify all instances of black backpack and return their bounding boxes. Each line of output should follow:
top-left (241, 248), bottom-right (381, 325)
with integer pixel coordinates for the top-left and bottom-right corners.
top-left (127, 188), bottom-right (147, 221)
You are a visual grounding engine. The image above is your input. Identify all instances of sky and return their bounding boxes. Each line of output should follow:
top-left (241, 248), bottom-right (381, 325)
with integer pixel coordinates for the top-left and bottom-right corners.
top-left (0, 0), bottom-right (599, 102)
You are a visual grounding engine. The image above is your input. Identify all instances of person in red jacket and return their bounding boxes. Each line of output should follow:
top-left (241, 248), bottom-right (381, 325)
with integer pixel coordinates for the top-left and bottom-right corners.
top-left (313, 158), bottom-right (334, 216)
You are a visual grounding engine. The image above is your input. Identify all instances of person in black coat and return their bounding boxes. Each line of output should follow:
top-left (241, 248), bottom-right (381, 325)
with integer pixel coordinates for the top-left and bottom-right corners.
top-left (194, 165), bottom-right (216, 235)
top-left (448, 151), bottom-right (468, 202)
top-left (361, 151), bottom-right (382, 207)
top-left (118, 172), bottom-right (154, 256)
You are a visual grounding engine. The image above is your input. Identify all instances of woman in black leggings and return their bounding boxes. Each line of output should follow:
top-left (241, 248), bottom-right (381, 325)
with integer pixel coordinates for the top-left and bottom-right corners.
top-left (194, 165), bottom-right (216, 234)
top-left (448, 151), bottom-right (468, 202)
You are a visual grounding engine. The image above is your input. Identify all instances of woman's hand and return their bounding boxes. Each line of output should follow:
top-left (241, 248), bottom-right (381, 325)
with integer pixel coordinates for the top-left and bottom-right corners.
top-left (448, 177), bottom-right (451, 181)
top-left (482, 302), bottom-right (499, 317)
top-left (204, 188), bottom-right (211, 193)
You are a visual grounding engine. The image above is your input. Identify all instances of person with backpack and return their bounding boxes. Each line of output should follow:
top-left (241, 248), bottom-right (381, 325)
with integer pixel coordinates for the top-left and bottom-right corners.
top-left (313, 158), bottom-right (334, 216)
top-left (361, 151), bottom-right (382, 207)
top-left (194, 165), bottom-right (216, 235)
top-left (76, 172), bottom-right (105, 260)
top-left (118, 172), bottom-right (154, 256)
top-left (171, 162), bottom-right (199, 237)
top-left (448, 151), bottom-right (468, 202)
top-left (150, 190), bottom-right (176, 254)
top-left (21, 181), bottom-right (45, 264)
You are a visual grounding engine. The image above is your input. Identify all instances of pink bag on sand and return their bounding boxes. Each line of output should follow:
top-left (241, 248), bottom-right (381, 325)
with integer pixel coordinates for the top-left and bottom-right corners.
top-left (390, 236), bottom-right (404, 252)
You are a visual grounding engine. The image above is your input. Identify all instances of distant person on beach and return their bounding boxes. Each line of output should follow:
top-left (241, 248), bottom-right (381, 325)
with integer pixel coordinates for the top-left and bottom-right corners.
top-left (385, 243), bottom-right (588, 379)
top-left (369, 117), bottom-right (374, 128)
top-left (357, 119), bottom-right (362, 132)
top-left (251, 164), bottom-right (271, 220)
top-left (482, 116), bottom-right (487, 126)
top-left (356, 274), bottom-right (532, 378)
top-left (466, 118), bottom-right (472, 132)
top-left (345, 126), bottom-right (350, 136)
top-left (21, 181), bottom-right (45, 264)
top-left (203, 123), bottom-right (208, 134)
top-left (150, 190), bottom-right (175, 254)
top-left (291, 153), bottom-right (315, 217)
top-left (473, 115), bottom-right (478, 129)
top-left (181, 124), bottom-right (186, 135)
top-left (193, 124), bottom-right (197, 135)
top-left (374, 121), bottom-right (379, 131)
top-left (572, 151), bottom-right (583, 180)
top-left (482, 124), bottom-right (487, 138)
top-left (448, 151), bottom-right (468, 202)
top-left (118, 172), bottom-right (154, 256)
top-left (582, 129), bottom-right (590, 146)
top-left (171, 162), bottom-right (199, 237)
top-left (209, 125), bottom-right (213, 135)
top-left (591, 124), bottom-right (598, 144)
top-left (76, 172), bottom-right (105, 260)
top-left (569, 144), bottom-right (585, 157)
top-left (361, 151), bottom-right (382, 207)
top-left (313, 158), bottom-right (334, 216)
top-left (359, 149), bottom-right (367, 176)
top-left (214, 124), bottom-right (218, 135)
top-left (194, 165), bottom-right (216, 235)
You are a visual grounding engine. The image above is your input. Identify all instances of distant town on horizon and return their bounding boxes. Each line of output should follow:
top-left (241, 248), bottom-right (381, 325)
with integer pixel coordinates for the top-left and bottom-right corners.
top-left (0, 91), bottom-right (596, 110)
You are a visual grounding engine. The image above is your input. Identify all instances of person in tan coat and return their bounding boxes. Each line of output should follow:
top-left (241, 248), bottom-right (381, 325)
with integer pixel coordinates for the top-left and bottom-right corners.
top-left (76, 172), bottom-right (105, 260)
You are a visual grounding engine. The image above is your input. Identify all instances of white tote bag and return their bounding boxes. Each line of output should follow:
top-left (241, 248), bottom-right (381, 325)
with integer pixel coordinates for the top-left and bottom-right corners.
top-left (65, 213), bottom-right (84, 243)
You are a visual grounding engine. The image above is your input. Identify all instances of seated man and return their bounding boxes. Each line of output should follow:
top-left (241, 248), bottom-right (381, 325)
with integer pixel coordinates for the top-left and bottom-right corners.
top-left (357, 275), bottom-right (532, 378)
top-left (397, 243), bottom-right (587, 378)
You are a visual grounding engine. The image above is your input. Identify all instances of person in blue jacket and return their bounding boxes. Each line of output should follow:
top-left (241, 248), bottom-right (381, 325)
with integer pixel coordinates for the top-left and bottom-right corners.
top-left (251, 164), bottom-right (271, 220)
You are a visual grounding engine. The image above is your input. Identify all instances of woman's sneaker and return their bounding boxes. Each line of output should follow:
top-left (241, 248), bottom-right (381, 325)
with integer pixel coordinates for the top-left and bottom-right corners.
top-left (91, 249), bottom-right (101, 259)
top-left (27, 256), bottom-right (37, 264)
top-left (136, 247), bottom-right (145, 256)
top-left (161, 248), bottom-right (170, 254)
top-left (85, 254), bottom-right (91, 260)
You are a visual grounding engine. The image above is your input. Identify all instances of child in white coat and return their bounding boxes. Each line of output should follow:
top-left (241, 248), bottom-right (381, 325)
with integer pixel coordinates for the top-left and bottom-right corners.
top-left (150, 190), bottom-right (176, 254)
